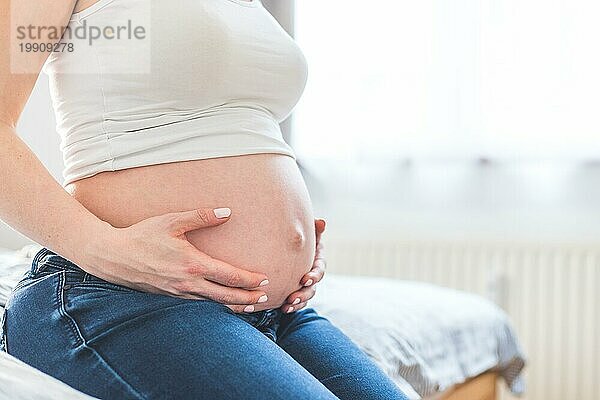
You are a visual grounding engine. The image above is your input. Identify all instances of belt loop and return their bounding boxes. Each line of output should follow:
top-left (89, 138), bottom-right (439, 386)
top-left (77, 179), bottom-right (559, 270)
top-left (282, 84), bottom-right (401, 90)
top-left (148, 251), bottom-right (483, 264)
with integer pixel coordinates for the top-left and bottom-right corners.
top-left (30, 247), bottom-right (50, 275)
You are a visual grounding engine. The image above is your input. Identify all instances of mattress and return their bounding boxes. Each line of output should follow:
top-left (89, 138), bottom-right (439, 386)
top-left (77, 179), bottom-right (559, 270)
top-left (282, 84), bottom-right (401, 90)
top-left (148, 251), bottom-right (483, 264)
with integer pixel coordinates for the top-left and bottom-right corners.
top-left (0, 245), bottom-right (525, 400)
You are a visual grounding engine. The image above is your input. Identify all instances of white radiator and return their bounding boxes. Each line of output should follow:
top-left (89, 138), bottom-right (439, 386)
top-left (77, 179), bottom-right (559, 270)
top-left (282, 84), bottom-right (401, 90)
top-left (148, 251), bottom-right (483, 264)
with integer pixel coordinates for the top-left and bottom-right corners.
top-left (324, 238), bottom-right (600, 400)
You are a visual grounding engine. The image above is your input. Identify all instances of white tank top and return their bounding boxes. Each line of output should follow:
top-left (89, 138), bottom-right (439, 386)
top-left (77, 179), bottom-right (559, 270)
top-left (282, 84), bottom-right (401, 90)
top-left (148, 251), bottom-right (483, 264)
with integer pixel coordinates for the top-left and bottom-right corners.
top-left (43, 0), bottom-right (308, 186)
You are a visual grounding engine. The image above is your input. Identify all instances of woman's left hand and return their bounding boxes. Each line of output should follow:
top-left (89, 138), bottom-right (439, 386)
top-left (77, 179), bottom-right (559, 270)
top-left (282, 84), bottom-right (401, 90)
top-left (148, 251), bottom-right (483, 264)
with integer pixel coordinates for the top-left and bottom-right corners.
top-left (280, 218), bottom-right (327, 313)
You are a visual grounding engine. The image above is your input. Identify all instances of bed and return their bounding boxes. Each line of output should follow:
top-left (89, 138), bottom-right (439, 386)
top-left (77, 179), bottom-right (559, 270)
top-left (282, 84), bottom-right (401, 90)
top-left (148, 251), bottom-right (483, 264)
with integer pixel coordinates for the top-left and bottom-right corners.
top-left (0, 245), bottom-right (525, 400)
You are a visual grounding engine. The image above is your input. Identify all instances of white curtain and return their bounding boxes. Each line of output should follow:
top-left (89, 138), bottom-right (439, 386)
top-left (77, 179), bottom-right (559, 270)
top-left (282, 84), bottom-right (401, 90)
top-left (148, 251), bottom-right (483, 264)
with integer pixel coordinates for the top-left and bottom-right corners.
top-left (292, 0), bottom-right (600, 162)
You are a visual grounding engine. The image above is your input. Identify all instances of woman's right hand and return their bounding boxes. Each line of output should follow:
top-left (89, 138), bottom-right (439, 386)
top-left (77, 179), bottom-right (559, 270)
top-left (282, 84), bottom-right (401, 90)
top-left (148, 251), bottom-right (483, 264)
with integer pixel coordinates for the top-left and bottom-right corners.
top-left (83, 207), bottom-right (270, 313)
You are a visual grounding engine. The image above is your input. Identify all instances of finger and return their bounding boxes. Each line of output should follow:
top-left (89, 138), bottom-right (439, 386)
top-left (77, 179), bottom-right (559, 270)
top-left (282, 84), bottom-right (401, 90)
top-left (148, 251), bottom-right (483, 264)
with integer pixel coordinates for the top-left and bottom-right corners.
top-left (301, 262), bottom-right (325, 286)
top-left (199, 255), bottom-right (269, 289)
top-left (168, 207), bottom-right (232, 236)
top-left (313, 239), bottom-right (324, 263)
top-left (314, 218), bottom-right (326, 244)
top-left (312, 256), bottom-right (326, 272)
top-left (315, 218), bottom-right (326, 235)
top-left (284, 285), bottom-right (316, 305)
top-left (184, 280), bottom-right (269, 306)
top-left (283, 301), bottom-right (308, 313)
top-left (224, 304), bottom-right (259, 314)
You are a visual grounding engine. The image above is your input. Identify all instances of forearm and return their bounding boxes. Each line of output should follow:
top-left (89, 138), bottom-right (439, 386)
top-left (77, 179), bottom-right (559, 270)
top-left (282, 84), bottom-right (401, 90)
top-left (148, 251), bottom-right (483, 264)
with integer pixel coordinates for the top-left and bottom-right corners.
top-left (0, 124), bottom-right (113, 267)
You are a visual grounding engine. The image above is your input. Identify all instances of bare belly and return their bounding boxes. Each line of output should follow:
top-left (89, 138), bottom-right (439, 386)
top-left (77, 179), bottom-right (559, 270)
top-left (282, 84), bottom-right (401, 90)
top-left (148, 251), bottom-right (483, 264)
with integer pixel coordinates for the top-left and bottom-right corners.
top-left (66, 154), bottom-right (316, 311)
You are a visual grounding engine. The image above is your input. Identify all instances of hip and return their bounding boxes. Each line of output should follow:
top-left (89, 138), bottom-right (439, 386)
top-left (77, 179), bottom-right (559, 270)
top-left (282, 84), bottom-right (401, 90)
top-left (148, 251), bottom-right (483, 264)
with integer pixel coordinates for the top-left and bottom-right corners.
top-left (1, 248), bottom-right (322, 399)
top-left (2, 247), bottom-right (286, 355)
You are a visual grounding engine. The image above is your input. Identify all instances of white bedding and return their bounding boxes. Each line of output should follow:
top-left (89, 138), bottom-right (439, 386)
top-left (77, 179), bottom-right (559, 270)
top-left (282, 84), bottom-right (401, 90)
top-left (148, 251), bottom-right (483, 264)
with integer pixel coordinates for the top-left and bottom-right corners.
top-left (0, 245), bottom-right (37, 306)
top-left (0, 351), bottom-right (96, 400)
top-left (0, 245), bottom-right (525, 400)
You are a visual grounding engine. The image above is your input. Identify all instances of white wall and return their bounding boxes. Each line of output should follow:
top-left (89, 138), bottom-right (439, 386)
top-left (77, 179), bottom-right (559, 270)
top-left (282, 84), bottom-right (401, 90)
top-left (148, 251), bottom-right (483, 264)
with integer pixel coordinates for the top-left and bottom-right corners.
top-left (301, 158), bottom-right (600, 244)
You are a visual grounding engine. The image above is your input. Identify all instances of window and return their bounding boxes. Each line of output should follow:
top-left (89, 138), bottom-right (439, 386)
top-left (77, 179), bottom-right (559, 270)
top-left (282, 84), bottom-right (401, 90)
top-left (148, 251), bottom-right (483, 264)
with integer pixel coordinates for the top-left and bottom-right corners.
top-left (292, 0), bottom-right (600, 162)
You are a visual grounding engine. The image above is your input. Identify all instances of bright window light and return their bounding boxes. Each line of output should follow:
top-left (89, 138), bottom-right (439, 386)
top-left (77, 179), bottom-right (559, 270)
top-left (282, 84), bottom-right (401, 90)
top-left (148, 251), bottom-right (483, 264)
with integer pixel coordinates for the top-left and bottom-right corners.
top-left (292, 0), bottom-right (600, 161)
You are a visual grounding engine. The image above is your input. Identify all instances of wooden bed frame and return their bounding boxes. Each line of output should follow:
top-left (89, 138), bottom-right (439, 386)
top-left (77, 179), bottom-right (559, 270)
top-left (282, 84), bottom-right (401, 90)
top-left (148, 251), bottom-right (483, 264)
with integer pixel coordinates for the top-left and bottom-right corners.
top-left (424, 372), bottom-right (498, 400)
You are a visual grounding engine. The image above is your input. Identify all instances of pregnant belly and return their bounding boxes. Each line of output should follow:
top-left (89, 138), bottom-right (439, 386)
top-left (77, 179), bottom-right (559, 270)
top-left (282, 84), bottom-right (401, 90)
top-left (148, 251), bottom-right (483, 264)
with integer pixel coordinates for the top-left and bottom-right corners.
top-left (67, 154), bottom-right (316, 311)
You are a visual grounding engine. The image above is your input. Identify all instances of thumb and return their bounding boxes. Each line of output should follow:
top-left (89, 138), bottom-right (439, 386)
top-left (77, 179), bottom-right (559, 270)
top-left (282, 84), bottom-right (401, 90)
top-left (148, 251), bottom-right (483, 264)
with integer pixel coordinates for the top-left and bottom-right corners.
top-left (169, 207), bottom-right (231, 236)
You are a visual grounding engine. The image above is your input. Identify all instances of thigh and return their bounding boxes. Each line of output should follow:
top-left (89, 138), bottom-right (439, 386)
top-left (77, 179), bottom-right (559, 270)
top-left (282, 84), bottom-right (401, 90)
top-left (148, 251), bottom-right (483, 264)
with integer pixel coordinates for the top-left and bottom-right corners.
top-left (5, 269), bottom-right (338, 400)
top-left (276, 308), bottom-right (409, 400)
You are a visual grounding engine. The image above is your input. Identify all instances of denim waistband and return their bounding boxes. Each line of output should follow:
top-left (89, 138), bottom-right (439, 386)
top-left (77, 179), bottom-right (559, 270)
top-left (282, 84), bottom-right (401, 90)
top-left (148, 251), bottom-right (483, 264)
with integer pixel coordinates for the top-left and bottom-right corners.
top-left (31, 247), bottom-right (283, 338)
top-left (236, 307), bottom-right (283, 342)
top-left (238, 307), bottom-right (282, 328)
top-left (31, 247), bottom-right (84, 275)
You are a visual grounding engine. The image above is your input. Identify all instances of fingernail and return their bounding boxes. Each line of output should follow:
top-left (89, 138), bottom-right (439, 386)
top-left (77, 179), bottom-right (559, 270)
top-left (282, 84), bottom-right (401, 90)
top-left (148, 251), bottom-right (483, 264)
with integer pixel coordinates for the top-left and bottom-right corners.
top-left (292, 298), bottom-right (301, 305)
top-left (213, 208), bottom-right (231, 218)
top-left (257, 295), bottom-right (268, 303)
top-left (304, 279), bottom-right (313, 286)
top-left (286, 306), bottom-right (294, 313)
top-left (244, 305), bottom-right (255, 313)
top-left (259, 279), bottom-right (269, 287)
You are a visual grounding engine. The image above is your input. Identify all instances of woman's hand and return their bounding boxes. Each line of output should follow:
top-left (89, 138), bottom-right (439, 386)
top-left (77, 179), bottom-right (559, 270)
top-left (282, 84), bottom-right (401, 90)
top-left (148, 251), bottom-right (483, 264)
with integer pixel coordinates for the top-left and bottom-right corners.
top-left (280, 218), bottom-right (327, 313)
top-left (85, 207), bottom-right (271, 314)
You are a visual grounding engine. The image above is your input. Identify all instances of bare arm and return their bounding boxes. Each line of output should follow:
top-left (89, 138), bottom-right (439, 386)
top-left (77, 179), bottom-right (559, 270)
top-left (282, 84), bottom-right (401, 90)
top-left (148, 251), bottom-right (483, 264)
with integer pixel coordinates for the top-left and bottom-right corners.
top-left (0, 123), bottom-right (115, 264)
top-left (0, 0), bottom-right (270, 313)
top-left (0, 0), bottom-right (111, 265)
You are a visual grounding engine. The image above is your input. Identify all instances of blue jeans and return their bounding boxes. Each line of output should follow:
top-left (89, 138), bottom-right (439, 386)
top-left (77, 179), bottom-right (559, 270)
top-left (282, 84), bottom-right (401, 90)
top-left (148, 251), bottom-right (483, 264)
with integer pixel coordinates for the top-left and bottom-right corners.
top-left (1, 248), bottom-right (408, 400)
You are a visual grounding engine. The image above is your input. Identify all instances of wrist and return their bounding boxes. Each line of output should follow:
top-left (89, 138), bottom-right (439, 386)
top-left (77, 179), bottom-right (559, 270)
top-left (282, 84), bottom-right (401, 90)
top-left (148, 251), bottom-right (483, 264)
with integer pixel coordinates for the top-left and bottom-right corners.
top-left (76, 219), bottom-right (120, 273)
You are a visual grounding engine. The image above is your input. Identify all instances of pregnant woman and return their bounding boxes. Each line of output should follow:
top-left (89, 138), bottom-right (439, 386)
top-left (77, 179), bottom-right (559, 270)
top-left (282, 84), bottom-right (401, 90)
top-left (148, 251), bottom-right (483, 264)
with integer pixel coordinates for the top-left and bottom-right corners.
top-left (0, 1), bottom-right (408, 399)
